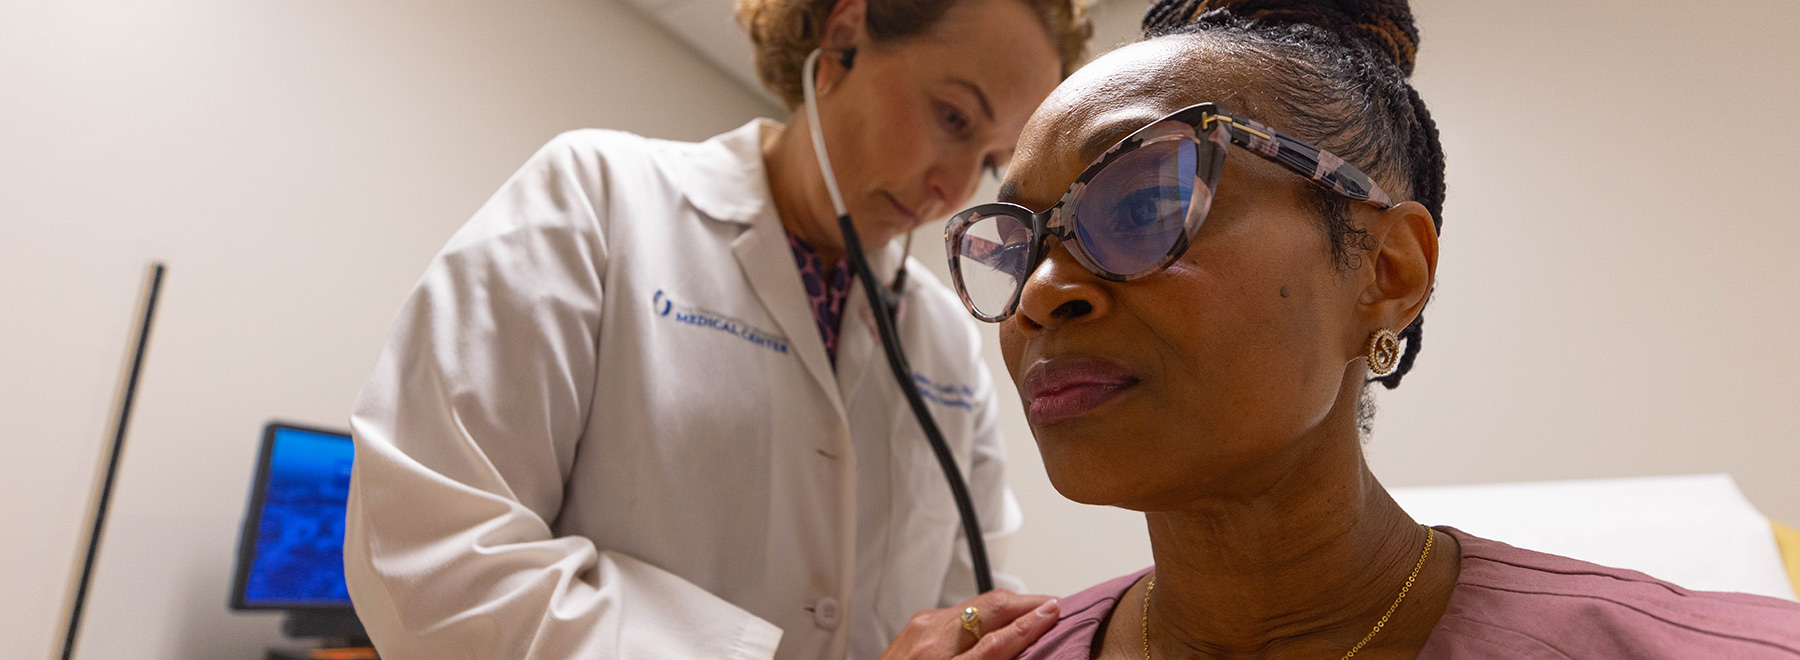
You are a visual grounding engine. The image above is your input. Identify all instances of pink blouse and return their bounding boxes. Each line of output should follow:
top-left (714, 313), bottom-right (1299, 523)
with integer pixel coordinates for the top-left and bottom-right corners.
top-left (1018, 526), bottom-right (1800, 659)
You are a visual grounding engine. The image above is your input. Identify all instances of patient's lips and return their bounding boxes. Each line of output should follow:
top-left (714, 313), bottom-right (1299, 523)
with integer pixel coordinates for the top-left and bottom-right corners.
top-left (1023, 356), bottom-right (1140, 426)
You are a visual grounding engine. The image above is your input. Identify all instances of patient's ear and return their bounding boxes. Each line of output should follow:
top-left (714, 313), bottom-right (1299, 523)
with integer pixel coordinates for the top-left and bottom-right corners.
top-left (1357, 200), bottom-right (1438, 334)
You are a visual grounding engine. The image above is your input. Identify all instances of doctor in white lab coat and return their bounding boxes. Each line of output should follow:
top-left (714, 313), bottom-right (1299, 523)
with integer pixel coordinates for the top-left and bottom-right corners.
top-left (342, 0), bottom-right (1091, 658)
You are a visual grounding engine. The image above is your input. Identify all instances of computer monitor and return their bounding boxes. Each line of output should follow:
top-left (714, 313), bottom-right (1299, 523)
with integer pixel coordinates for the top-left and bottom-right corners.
top-left (231, 422), bottom-right (366, 641)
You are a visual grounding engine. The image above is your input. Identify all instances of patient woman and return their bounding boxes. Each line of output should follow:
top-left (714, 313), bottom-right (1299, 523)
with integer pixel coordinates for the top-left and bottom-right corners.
top-left (905, 0), bottom-right (1800, 658)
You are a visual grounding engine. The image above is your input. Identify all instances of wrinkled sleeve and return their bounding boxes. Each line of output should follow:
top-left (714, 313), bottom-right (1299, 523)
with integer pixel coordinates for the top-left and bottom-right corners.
top-left (343, 133), bottom-right (783, 660)
top-left (937, 344), bottom-right (1028, 605)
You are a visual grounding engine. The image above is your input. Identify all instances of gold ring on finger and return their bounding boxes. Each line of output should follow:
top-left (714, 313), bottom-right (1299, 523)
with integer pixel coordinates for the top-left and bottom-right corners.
top-left (960, 606), bottom-right (982, 638)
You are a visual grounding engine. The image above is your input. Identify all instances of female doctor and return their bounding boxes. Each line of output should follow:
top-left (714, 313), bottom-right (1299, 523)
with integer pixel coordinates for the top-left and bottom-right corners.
top-left (341, 0), bottom-right (1090, 658)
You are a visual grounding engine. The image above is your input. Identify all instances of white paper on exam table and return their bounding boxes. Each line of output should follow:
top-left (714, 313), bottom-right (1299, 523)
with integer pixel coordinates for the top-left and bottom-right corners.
top-left (1390, 473), bottom-right (1797, 601)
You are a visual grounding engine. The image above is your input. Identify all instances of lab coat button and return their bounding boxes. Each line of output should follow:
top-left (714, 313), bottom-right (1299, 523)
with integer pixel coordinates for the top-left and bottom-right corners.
top-left (812, 596), bottom-right (842, 630)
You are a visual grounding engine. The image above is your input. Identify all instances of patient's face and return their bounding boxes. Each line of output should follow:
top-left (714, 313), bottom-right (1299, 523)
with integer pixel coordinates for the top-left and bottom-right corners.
top-left (997, 39), bottom-right (1370, 510)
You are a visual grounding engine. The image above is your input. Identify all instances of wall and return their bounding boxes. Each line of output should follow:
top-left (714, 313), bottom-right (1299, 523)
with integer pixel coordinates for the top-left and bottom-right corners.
top-left (917, 0), bottom-right (1800, 598)
top-left (0, 1), bottom-right (775, 658)
top-left (1382, 0), bottom-right (1800, 524)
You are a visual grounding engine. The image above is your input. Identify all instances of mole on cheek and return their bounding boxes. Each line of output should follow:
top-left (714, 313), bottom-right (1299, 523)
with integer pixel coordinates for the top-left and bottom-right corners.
top-left (1280, 285), bottom-right (1291, 299)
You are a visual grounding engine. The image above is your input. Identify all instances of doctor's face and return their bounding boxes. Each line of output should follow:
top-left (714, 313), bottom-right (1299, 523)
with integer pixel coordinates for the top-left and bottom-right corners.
top-left (811, 0), bottom-right (1062, 249)
top-left (996, 41), bottom-right (1378, 511)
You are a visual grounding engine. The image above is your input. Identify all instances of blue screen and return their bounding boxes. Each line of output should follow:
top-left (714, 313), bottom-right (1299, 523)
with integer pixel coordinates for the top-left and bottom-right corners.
top-left (243, 428), bottom-right (354, 606)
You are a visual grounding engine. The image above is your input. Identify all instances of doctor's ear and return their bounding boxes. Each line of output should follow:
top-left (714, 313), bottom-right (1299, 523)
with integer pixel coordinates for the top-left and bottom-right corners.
top-left (810, 0), bottom-right (866, 94)
top-left (820, 0), bottom-right (868, 63)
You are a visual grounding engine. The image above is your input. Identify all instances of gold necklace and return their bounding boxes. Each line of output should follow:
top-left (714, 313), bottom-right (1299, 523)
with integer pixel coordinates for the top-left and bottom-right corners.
top-left (1141, 525), bottom-right (1436, 660)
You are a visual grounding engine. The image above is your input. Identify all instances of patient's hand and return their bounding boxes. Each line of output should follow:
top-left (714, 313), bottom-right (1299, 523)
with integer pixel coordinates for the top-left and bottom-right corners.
top-left (881, 590), bottom-right (1060, 660)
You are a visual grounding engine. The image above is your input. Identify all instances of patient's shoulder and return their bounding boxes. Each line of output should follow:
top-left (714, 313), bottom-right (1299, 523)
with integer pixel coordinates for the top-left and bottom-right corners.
top-left (1423, 526), bottom-right (1800, 659)
top-left (1016, 569), bottom-right (1150, 660)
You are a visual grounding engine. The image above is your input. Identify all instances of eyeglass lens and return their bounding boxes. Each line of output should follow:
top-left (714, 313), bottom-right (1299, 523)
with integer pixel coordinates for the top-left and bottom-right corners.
top-left (955, 212), bottom-right (1033, 318)
top-left (954, 137), bottom-right (1202, 319)
top-left (1072, 139), bottom-right (1197, 276)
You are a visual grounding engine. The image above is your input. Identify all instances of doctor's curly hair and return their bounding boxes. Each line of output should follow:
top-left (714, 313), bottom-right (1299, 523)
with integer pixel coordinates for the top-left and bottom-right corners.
top-left (1142, 0), bottom-right (1446, 390)
top-left (737, 0), bottom-right (1093, 108)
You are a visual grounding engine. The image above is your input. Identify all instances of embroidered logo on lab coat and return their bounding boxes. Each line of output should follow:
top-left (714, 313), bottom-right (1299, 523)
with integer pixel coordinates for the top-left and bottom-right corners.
top-left (912, 373), bottom-right (976, 411)
top-left (653, 289), bottom-right (790, 354)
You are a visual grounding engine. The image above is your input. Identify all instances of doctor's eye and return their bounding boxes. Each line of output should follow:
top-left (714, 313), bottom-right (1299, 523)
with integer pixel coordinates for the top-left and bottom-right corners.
top-left (938, 102), bottom-right (974, 138)
top-left (983, 159), bottom-right (1001, 180)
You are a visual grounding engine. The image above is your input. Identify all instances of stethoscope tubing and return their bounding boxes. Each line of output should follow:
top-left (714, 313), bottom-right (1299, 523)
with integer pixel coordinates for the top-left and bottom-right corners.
top-left (802, 48), bottom-right (996, 594)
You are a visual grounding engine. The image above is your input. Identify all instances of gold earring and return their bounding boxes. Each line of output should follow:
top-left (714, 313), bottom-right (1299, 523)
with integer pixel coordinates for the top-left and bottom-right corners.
top-left (1367, 328), bottom-right (1400, 377)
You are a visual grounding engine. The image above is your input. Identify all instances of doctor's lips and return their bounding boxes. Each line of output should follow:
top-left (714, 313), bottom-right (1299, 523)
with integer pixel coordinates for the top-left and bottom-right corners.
top-left (883, 192), bottom-right (922, 225)
top-left (1023, 357), bottom-right (1140, 426)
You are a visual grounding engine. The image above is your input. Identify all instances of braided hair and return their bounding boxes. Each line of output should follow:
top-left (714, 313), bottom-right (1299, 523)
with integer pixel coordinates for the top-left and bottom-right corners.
top-left (1142, 0), bottom-right (1446, 390)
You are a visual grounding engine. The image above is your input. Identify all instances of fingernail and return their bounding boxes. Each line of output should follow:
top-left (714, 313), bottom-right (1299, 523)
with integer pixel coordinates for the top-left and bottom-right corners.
top-left (1034, 598), bottom-right (1058, 617)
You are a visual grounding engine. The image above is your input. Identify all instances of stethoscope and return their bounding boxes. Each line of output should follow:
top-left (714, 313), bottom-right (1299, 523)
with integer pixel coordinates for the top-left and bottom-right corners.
top-left (801, 47), bottom-right (995, 593)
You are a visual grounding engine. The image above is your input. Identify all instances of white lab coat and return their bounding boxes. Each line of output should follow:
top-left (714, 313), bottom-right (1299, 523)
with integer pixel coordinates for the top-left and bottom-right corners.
top-left (343, 119), bottom-right (1022, 660)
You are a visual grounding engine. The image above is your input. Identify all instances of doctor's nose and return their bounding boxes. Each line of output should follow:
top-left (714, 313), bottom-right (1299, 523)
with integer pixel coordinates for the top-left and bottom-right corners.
top-left (926, 151), bottom-right (988, 216)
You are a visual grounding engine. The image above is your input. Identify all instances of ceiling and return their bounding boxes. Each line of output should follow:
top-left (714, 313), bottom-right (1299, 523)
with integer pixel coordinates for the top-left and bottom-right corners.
top-left (618, 0), bottom-right (785, 108)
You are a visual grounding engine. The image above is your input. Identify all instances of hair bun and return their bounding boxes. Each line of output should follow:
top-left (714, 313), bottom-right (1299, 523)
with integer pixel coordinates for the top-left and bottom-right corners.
top-left (1142, 0), bottom-right (1420, 76)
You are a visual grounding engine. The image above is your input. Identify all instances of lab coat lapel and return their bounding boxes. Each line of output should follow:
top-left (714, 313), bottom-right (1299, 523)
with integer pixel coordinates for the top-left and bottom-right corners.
top-left (835, 239), bottom-right (903, 406)
top-left (835, 281), bottom-right (876, 406)
top-left (731, 217), bottom-right (848, 419)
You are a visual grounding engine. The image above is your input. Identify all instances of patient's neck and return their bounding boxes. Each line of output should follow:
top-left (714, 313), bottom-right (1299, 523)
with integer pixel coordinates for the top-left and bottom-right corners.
top-left (1121, 410), bottom-right (1460, 659)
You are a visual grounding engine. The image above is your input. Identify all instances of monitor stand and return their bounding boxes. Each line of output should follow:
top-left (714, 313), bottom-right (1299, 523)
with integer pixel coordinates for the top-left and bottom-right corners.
top-left (266, 610), bottom-right (376, 659)
top-left (283, 609), bottom-right (371, 647)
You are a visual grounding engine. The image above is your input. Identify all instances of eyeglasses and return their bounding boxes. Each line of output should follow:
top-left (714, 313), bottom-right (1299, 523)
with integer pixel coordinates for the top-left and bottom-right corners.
top-left (944, 102), bottom-right (1395, 323)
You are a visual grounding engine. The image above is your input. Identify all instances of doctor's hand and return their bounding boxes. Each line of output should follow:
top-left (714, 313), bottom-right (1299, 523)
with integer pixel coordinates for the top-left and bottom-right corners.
top-left (880, 590), bottom-right (1060, 660)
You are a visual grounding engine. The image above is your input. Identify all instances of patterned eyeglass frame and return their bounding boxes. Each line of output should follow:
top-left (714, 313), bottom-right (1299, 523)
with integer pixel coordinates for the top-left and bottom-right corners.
top-left (945, 102), bottom-right (1397, 323)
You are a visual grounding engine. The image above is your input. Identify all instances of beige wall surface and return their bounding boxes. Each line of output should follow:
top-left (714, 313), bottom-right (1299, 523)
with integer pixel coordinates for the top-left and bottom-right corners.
top-left (932, 0), bottom-right (1800, 598)
top-left (0, 1), bottom-right (775, 658)
top-left (1384, 0), bottom-right (1799, 523)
